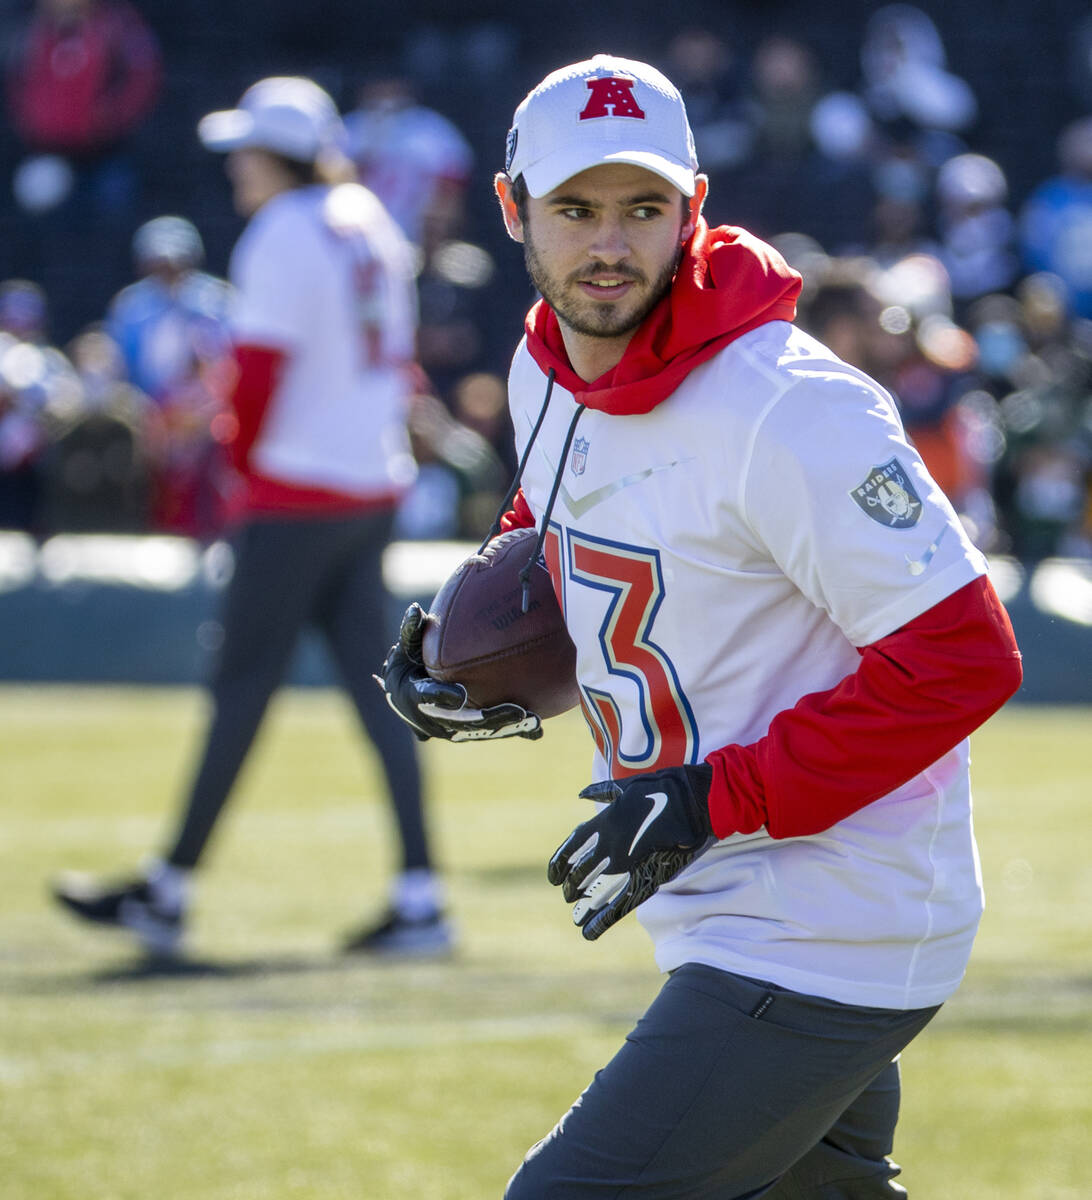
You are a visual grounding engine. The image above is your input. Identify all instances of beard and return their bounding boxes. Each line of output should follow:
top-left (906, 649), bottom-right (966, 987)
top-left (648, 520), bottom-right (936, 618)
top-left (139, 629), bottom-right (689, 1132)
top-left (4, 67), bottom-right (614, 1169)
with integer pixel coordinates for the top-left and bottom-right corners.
top-left (523, 237), bottom-right (680, 340)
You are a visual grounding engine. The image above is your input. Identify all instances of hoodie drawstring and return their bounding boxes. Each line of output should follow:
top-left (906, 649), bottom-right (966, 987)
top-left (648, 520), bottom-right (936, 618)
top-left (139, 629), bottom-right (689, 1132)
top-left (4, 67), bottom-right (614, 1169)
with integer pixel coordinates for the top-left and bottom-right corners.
top-left (518, 401), bottom-right (585, 613)
top-left (478, 368), bottom-right (557, 553)
top-left (478, 365), bottom-right (586, 614)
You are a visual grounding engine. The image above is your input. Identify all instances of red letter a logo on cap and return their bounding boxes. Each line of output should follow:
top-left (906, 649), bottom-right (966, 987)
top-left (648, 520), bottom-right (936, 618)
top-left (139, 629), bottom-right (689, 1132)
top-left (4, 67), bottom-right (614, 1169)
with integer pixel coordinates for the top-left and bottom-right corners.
top-left (580, 76), bottom-right (646, 120)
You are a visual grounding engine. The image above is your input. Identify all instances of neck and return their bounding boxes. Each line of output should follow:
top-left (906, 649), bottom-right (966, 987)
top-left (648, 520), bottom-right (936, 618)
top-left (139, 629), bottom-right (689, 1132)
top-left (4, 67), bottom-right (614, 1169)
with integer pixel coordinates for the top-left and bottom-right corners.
top-left (559, 322), bottom-right (636, 383)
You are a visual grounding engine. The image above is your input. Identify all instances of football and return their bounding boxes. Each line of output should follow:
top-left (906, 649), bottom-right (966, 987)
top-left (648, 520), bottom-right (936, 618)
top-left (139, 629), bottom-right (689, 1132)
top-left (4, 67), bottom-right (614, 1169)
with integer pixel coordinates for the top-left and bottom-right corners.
top-left (421, 527), bottom-right (580, 718)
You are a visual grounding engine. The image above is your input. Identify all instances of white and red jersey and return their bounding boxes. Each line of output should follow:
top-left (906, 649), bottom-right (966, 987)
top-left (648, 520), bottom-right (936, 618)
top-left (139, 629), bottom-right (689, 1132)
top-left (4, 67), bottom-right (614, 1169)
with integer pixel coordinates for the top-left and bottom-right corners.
top-left (507, 318), bottom-right (993, 1009)
top-left (229, 182), bottom-right (418, 503)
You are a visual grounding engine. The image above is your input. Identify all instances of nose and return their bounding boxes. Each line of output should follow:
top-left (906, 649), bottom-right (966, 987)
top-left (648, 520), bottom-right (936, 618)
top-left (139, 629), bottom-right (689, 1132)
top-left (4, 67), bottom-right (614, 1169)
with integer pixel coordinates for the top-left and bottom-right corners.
top-left (587, 216), bottom-right (630, 266)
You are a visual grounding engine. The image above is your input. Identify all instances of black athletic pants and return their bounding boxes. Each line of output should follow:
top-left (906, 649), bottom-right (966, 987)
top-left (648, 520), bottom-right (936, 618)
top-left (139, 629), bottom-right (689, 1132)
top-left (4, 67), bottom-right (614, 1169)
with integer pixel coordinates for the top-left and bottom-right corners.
top-left (506, 964), bottom-right (939, 1199)
top-left (163, 508), bottom-right (429, 872)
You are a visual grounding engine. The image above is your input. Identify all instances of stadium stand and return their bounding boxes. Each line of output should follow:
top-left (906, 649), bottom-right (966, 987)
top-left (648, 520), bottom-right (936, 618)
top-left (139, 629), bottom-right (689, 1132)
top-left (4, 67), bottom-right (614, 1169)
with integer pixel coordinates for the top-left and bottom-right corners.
top-left (1, 0), bottom-right (1090, 695)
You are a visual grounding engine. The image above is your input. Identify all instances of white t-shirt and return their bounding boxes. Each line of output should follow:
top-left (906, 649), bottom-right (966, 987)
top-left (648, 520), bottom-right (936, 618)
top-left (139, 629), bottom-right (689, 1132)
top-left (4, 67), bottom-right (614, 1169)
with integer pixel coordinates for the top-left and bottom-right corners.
top-left (230, 183), bottom-right (418, 498)
top-left (508, 320), bottom-right (989, 1009)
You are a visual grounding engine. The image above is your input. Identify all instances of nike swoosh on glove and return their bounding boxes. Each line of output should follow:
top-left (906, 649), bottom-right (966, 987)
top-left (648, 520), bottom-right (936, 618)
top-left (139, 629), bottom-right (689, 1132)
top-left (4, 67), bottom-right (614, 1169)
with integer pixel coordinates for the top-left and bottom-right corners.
top-left (547, 764), bottom-right (714, 941)
top-left (376, 602), bottom-right (543, 742)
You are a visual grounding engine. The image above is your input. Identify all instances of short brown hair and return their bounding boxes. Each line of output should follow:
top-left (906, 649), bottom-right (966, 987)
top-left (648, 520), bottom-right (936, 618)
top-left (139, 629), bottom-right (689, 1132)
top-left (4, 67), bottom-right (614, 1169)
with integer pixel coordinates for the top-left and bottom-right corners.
top-left (270, 147), bottom-right (357, 188)
top-left (508, 173), bottom-right (529, 223)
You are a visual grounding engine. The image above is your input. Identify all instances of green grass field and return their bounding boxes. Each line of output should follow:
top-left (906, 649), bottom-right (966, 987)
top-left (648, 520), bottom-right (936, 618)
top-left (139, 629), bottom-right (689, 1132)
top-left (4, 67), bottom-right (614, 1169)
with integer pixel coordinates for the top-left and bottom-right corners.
top-left (2, 687), bottom-right (1089, 1199)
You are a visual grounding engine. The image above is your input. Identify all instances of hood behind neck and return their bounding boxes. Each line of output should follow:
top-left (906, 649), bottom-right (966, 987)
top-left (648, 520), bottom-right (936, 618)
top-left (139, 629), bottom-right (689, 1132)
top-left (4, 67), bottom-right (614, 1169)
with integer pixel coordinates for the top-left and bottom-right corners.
top-left (525, 219), bottom-right (802, 416)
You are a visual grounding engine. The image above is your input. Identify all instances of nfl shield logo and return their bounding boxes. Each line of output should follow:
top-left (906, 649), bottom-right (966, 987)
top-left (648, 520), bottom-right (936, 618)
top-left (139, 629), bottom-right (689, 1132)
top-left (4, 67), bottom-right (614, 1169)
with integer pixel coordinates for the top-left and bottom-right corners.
top-left (850, 457), bottom-right (923, 529)
top-left (571, 436), bottom-right (589, 477)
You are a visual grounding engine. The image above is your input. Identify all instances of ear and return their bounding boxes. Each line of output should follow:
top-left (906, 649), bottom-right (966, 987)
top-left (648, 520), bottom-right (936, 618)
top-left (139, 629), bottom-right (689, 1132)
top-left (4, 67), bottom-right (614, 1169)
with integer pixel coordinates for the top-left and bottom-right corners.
top-left (494, 172), bottom-right (525, 243)
top-left (681, 174), bottom-right (709, 243)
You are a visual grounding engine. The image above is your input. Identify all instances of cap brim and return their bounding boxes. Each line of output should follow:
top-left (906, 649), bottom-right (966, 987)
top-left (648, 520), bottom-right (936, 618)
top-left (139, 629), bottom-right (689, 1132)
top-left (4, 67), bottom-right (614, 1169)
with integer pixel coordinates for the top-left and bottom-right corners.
top-left (521, 146), bottom-right (696, 198)
top-left (197, 109), bottom-right (256, 152)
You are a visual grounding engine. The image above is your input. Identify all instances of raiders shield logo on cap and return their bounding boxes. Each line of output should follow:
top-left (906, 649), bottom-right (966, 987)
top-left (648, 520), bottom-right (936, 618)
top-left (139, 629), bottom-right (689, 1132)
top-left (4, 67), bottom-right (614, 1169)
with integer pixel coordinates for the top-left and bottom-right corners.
top-left (851, 457), bottom-right (923, 529)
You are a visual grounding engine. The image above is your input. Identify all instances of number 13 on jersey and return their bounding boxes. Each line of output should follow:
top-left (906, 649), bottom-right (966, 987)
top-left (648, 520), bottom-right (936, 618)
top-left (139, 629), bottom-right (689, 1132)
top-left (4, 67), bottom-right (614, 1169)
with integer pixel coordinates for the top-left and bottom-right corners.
top-left (543, 525), bottom-right (699, 777)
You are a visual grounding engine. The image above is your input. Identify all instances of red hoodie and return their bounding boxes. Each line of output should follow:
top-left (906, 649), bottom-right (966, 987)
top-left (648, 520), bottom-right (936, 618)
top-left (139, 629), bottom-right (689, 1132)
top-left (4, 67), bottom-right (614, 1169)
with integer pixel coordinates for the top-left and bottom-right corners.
top-left (524, 219), bottom-right (801, 415)
top-left (503, 220), bottom-right (1022, 840)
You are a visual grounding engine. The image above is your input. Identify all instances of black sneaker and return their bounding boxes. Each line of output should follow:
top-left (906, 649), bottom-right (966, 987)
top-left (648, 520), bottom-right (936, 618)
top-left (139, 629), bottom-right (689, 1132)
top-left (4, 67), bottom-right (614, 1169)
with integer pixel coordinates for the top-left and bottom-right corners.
top-left (52, 873), bottom-right (184, 957)
top-left (342, 908), bottom-right (455, 958)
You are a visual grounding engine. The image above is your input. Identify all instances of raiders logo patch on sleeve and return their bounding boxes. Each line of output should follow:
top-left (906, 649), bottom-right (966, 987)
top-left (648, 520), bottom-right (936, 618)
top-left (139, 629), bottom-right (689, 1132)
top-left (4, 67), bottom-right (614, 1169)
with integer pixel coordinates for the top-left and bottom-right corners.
top-left (850, 457), bottom-right (923, 529)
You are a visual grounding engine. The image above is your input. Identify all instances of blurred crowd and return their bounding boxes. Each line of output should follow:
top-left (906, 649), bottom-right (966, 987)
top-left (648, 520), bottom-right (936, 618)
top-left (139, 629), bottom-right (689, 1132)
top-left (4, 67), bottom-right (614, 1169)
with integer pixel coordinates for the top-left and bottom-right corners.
top-left (2, 0), bottom-right (1091, 560)
top-left (0, 205), bottom-right (512, 544)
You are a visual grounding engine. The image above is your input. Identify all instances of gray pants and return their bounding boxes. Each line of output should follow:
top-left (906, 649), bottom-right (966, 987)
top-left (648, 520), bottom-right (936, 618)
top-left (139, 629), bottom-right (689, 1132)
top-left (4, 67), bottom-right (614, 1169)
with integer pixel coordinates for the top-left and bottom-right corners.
top-left (506, 964), bottom-right (939, 1199)
top-left (164, 509), bottom-right (428, 872)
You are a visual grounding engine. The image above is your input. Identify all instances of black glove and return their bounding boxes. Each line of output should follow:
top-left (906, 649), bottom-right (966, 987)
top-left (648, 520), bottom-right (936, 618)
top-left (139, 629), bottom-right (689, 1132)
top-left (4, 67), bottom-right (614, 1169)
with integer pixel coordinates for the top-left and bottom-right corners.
top-left (547, 764), bottom-right (715, 940)
top-left (377, 602), bottom-right (543, 742)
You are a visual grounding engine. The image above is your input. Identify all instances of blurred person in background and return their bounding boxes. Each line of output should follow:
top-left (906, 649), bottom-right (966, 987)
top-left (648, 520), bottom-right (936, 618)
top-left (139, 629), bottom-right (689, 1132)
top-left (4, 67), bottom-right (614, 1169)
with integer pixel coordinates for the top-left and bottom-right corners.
top-left (108, 216), bottom-right (231, 403)
top-left (5, 0), bottom-right (162, 336)
top-left (449, 370), bottom-right (516, 534)
top-left (37, 324), bottom-right (153, 533)
top-left (413, 219), bottom-right (499, 405)
top-left (661, 26), bottom-right (754, 216)
top-left (0, 280), bottom-right (81, 530)
top-left (451, 370), bottom-right (515, 469)
top-left (846, 5), bottom-right (978, 278)
top-left (749, 36), bottom-right (822, 166)
top-left (0, 277), bottom-right (50, 346)
top-left (1020, 116), bottom-right (1092, 320)
top-left (344, 71), bottom-right (508, 460)
top-left (934, 153), bottom-right (1019, 310)
top-left (107, 215), bottom-right (234, 538)
top-left (796, 88), bottom-right (878, 253)
top-left (968, 276), bottom-right (1092, 558)
top-left (342, 68), bottom-right (510, 535)
top-left (732, 35), bottom-right (824, 238)
top-left (343, 72), bottom-right (473, 254)
top-left (858, 4), bottom-right (977, 158)
top-left (863, 171), bottom-right (936, 268)
top-left (6, 0), bottom-right (162, 220)
top-left (53, 76), bottom-right (452, 960)
top-left (393, 379), bottom-right (508, 542)
top-left (794, 257), bottom-right (895, 379)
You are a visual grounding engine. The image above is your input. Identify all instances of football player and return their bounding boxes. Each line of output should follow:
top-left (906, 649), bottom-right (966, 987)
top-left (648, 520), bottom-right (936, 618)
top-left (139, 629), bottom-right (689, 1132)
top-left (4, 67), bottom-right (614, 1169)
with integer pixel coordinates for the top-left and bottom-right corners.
top-left (382, 55), bottom-right (1022, 1199)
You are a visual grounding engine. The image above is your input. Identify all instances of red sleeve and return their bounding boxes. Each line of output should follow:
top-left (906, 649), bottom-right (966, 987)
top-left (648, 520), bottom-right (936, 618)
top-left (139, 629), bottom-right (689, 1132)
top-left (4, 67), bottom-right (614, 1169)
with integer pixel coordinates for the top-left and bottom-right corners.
top-left (705, 575), bottom-right (1023, 840)
top-left (499, 487), bottom-right (536, 531)
top-left (225, 344), bottom-right (287, 471)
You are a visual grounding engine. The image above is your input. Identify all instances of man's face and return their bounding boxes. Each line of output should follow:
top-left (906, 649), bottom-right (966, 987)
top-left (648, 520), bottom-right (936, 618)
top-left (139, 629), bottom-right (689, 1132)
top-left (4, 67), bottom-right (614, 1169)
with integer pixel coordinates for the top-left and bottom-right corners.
top-left (509, 164), bottom-right (697, 344)
top-left (225, 148), bottom-right (296, 217)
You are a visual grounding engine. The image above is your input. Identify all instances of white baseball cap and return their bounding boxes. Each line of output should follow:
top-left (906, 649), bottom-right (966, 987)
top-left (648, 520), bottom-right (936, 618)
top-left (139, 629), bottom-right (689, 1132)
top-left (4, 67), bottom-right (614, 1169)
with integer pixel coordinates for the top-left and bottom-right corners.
top-left (505, 54), bottom-right (698, 198)
top-left (198, 76), bottom-right (343, 163)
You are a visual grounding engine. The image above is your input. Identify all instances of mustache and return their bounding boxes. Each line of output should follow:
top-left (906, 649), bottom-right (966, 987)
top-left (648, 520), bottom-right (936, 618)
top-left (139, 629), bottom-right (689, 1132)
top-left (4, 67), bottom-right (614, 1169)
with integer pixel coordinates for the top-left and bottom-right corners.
top-left (569, 263), bottom-right (647, 286)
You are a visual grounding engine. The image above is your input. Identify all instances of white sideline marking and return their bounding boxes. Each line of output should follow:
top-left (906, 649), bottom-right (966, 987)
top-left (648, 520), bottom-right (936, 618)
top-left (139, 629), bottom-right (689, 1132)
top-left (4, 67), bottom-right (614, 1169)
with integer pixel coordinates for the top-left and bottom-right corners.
top-left (0, 1013), bottom-right (594, 1085)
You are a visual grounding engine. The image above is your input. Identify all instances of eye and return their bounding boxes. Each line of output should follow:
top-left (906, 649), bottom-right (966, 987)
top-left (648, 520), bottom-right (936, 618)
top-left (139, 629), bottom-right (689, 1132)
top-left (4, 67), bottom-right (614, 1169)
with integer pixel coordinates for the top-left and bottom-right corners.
top-left (558, 206), bottom-right (594, 220)
top-left (631, 205), bottom-right (665, 220)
